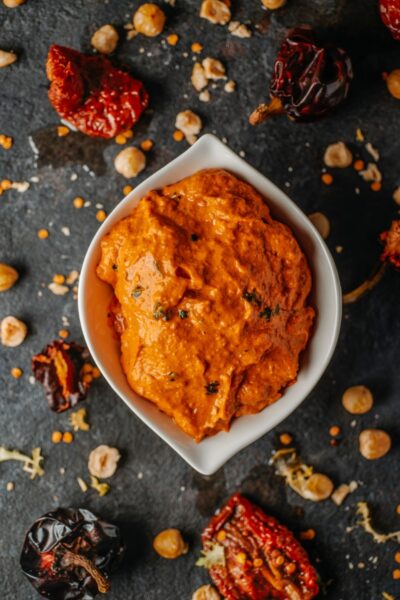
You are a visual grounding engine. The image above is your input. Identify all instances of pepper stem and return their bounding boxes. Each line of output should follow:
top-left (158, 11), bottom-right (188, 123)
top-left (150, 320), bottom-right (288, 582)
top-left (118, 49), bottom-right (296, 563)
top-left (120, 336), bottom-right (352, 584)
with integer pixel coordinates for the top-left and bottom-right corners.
top-left (63, 552), bottom-right (110, 594)
top-left (249, 96), bottom-right (284, 125)
top-left (342, 262), bottom-right (387, 304)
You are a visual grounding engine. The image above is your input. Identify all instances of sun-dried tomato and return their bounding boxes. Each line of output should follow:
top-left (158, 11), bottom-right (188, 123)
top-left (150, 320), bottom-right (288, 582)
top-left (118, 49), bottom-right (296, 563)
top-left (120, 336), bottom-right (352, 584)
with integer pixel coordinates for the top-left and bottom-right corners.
top-left (200, 493), bottom-right (319, 600)
top-left (32, 340), bottom-right (92, 412)
top-left (379, 0), bottom-right (400, 40)
top-left (20, 508), bottom-right (125, 600)
top-left (380, 220), bottom-right (400, 269)
top-left (249, 28), bottom-right (353, 125)
top-left (46, 45), bottom-right (149, 139)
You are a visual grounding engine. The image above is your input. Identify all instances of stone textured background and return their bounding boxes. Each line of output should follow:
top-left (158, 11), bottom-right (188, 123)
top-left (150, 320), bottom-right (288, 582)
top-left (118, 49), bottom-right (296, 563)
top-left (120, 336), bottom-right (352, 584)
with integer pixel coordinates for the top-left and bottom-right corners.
top-left (1, 1), bottom-right (400, 599)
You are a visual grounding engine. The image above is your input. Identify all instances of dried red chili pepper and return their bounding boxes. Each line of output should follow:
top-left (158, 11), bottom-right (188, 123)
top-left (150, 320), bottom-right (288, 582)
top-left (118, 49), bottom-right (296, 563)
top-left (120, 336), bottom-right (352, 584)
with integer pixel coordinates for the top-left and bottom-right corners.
top-left (249, 28), bottom-right (353, 125)
top-left (32, 340), bottom-right (91, 412)
top-left (380, 219), bottom-right (400, 268)
top-left (379, 0), bottom-right (400, 40)
top-left (199, 493), bottom-right (319, 600)
top-left (20, 508), bottom-right (125, 600)
top-left (46, 45), bottom-right (149, 139)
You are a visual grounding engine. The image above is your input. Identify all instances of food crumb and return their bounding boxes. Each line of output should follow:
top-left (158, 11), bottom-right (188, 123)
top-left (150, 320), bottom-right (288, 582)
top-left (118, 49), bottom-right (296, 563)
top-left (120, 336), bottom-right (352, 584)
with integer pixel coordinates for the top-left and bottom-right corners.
top-left (6, 481), bottom-right (14, 492)
top-left (167, 33), bottom-right (179, 46)
top-left (37, 229), bottom-right (49, 239)
top-left (228, 21), bottom-right (252, 38)
top-left (356, 128), bottom-right (365, 142)
top-left (191, 42), bottom-right (203, 54)
top-left (73, 196), bottom-right (84, 209)
top-left (51, 431), bottom-right (63, 444)
top-left (62, 431), bottom-right (74, 444)
top-left (11, 367), bottom-right (23, 378)
top-left (279, 432), bottom-right (293, 445)
top-left (138, 471), bottom-right (143, 479)
top-left (57, 125), bottom-right (70, 137)
top-left (58, 329), bottom-right (69, 339)
top-left (321, 173), bottom-right (334, 185)
top-left (0, 133), bottom-right (13, 150)
top-left (393, 187), bottom-right (400, 205)
top-left (140, 139), bottom-right (153, 151)
top-left (299, 529), bottom-right (316, 541)
top-left (96, 210), bottom-right (107, 222)
top-left (77, 477), bottom-right (89, 493)
top-left (123, 185), bottom-right (133, 195)
top-left (48, 282), bottom-right (69, 296)
top-left (224, 80), bottom-right (236, 93)
top-left (336, 246), bottom-right (343, 254)
top-left (199, 90), bottom-right (211, 102)
top-left (329, 425), bottom-right (341, 437)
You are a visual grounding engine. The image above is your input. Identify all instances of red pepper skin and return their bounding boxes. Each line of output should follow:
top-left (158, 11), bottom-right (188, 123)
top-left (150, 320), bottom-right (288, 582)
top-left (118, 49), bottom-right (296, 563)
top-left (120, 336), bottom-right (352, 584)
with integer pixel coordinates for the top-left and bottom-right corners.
top-left (32, 340), bottom-right (91, 412)
top-left (201, 493), bottom-right (319, 600)
top-left (270, 28), bottom-right (353, 121)
top-left (46, 45), bottom-right (149, 139)
top-left (379, 0), bottom-right (400, 40)
top-left (380, 220), bottom-right (400, 268)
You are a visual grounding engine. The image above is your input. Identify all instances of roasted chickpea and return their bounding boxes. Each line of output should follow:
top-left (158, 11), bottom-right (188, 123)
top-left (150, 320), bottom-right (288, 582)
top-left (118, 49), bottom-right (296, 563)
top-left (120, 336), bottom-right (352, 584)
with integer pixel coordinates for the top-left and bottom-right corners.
top-left (200, 0), bottom-right (231, 24)
top-left (323, 141), bottom-right (353, 168)
top-left (153, 528), bottom-right (188, 559)
top-left (261, 0), bottom-right (286, 9)
top-left (134, 3), bottom-right (166, 37)
top-left (0, 263), bottom-right (18, 292)
top-left (91, 24), bottom-right (119, 54)
top-left (342, 385), bottom-right (373, 414)
top-left (1, 316), bottom-right (27, 347)
top-left (114, 147), bottom-right (146, 178)
top-left (359, 429), bottom-right (391, 460)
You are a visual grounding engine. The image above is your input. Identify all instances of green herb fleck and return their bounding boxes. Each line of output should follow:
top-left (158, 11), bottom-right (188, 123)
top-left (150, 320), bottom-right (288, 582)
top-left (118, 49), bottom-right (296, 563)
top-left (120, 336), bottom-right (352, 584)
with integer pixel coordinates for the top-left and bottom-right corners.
top-left (132, 285), bottom-right (144, 298)
top-left (205, 381), bottom-right (219, 395)
top-left (153, 303), bottom-right (172, 321)
top-left (243, 288), bottom-right (262, 306)
top-left (178, 309), bottom-right (188, 319)
top-left (190, 233), bottom-right (199, 242)
top-left (259, 304), bottom-right (280, 321)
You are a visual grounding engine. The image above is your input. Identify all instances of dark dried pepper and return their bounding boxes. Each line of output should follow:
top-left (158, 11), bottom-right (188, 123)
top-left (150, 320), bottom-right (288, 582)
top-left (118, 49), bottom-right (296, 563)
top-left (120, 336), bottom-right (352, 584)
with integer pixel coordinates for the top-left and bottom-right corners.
top-left (46, 45), bottom-right (149, 139)
top-left (249, 28), bottom-right (353, 125)
top-left (199, 493), bottom-right (319, 600)
top-left (379, 0), bottom-right (400, 40)
top-left (32, 340), bottom-right (91, 412)
top-left (20, 508), bottom-right (125, 600)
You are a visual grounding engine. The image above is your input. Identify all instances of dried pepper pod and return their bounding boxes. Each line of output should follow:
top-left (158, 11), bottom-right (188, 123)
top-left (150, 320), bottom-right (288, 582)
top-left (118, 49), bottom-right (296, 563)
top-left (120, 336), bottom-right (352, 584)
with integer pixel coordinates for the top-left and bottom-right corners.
top-left (249, 28), bottom-right (353, 125)
top-left (379, 0), bottom-right (400, 40)
top-left (343, 219), bottom-right (400, 303)
top-left (46, 45), bottom-right (149, 139)
top-left (198, 493), bottom-right (319, 600)
top-left (32, 340), bottom-right (92, 412)
top-left (20, 508), bottom-right (125, 600)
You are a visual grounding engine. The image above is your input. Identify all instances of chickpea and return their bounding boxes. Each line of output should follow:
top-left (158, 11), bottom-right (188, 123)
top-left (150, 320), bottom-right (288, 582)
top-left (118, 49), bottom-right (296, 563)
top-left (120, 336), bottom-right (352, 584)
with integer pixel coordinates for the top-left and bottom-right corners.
top-left (200, 0), bottom-right (231, 25)
top-left (88, 445), bottom-right (121, 478)
top-left (386, 69), bottom-right (400, 100)
top-left (323, 142), bottom-right (353, 168)
top-left (1, 316), bottom-right (28, 347)
top-left (342, 385), bottom-right (373, 414)
top-left (261, 0), bottom-right (286, 9)
top-left (192, 585), bottom-right (221, 600)
top-left (308, 212), bottom-right (330, 240)
top-left (114, 147), bottom-right (146, 179)
top-left (301, 473), bottom-right (334, 501)
top-left (0, 263), bottom-right (18, 292)
top-left (359, 429), bottom-right (391, 460)
top-left (3, 0), bottom-right (25, 7)
top-left (133, 3), bottom-right (166, 37)
top-left (153, 528), bottom-right (188, 559)
top-left (91, 24), bottom-right (119, 54)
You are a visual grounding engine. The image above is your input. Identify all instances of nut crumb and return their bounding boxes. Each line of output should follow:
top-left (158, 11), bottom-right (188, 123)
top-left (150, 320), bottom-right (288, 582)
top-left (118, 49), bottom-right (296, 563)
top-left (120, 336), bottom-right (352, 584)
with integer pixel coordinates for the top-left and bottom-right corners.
top-left (365, 142), bottom-right (380, 162)
top-left (48, 282), bottom-right (69, 296)
top-left (224, 80), bottom-right (236, 93)
top-left (91, 24), bottom-right (119, 54)
top-left (202, 57), bottom-right (226, 80)
top-left (1, 316), bottom-right (28, 347)
top-left (0, 49), bottom-right (17, 68)
top-left (77, 477), bottom-right (89, 493)
top-left (175, 110), bottom-right (202, 143)
top-left (331, 481), bottom-right (358, 506)
top-left (6, 481), bottom-right (14, 491)
top-left (228, 21), bottom-right (252, 38)
top-left (88, 445), bottom-right (121, 479)
top-left (191, 62), bottom-right (208, 91)
top-left (359, 163), bottom-right (382, 183)
top-left (200, 0), bottom-right (231, 25)
top-left (199, 90), bottom-right (211, 102)
top-left (323, 142), bottom-right (353, 168)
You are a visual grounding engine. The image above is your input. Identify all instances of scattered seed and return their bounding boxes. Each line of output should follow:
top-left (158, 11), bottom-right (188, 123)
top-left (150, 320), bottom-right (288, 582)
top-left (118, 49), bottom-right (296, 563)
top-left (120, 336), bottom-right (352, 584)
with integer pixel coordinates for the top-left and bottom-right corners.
top-left (77, 477), bottom-right (88, 492)
top-left (62, 431), bottom-right (74, 444)
top-left (173, 130), bottom-right (184, 142)
top-left (353, 159), bottom-right (365, 171)
top-left (57, 125), bottom-right (70, 137)
top-left (58, 329), bottom-right (69, 339)
top-left (53, 274), bottom-right (65, 285)
top-left (167, 33), bottom-right (179, 46)
top-left (279, 432), bottom-right (293, 446)
top-left (51, 431), bottom-right (63, 444)
top-left (191, 42), bottom-right (203, 54)
top-left (321, 173), bottom-right (333, 185)
top-left (11, 367), bottom-right (23, 378)
top-left (37, 229), bottom-right (49, 239)
top-left (6, 481), bottom-right (15, 491)
top-left (123, 185), bottom-right (133, 195)
top-left (96, 210), bottom-right (107, 222)
top-left (329, 425), bottom-right (341, 437)
top-left (73, 196), bottom-right (84, 209)
top-left (299, 529), bottom-right (316, 541)
top-left (140, 139), bottom-right (153, 151)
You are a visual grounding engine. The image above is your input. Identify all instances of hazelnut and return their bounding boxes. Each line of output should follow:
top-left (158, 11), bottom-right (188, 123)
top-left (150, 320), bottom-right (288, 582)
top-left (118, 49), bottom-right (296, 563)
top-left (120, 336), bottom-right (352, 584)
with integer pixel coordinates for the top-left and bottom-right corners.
top-left (0, 49), bottom-right (17, 68)
top-left (153, 528), bottom-right (188, 559)
top-left (261, 0), bottom-right (286, 8)
top-left (3, 0), bottom-right (25, 6)
top-left (308, 212), bottom-right (330, 240)
top-left (191, 63), bottom-right (208, 92)
top-left (114, 147), bottom-right (146, 178)
top-left (133, 3), bottom-right (166, 37)
top-left (1, 316), bottom-right (28, 347)
top-left (200, 0), bottom-right (231, 25)
top-left (88, 444), bottom-right (121, 478)
top-left (359, 429), bottom-right (391, 460)
top-left (0, 263), bottom-right (18, 292)
top-left (175, 110), bottom-right (202, 142)
top-left (323, 142), bottom-right (353, 168)
top-left (192, 585), bottom-right (221, 600)
top-left (91, 24), bottom-right (119, 54)
top-left (386, 69), bottom-right (400, 100)
top-left (301, 473), bottom-right (334, 501)
top-left (202, 57), bottom-right (227, 80)
top-left (342, 385), bottom-right (373, 414)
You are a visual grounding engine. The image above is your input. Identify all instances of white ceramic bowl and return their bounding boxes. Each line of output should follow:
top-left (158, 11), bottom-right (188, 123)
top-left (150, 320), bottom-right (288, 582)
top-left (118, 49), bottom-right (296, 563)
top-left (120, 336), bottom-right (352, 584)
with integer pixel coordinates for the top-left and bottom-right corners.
top-left (78, 134), bottom-right (342, 475)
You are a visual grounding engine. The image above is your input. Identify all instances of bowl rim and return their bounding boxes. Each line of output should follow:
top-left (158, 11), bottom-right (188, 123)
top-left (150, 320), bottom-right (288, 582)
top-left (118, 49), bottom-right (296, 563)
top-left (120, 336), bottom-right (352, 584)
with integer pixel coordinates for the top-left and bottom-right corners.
top-left (78, 133), bottom-right (342, 475)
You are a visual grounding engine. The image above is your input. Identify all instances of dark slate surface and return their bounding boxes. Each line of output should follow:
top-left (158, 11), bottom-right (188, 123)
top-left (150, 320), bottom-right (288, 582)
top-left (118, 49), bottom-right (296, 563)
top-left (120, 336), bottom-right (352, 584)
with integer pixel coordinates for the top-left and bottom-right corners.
top-left (1, 1), bottom-right (400, 598)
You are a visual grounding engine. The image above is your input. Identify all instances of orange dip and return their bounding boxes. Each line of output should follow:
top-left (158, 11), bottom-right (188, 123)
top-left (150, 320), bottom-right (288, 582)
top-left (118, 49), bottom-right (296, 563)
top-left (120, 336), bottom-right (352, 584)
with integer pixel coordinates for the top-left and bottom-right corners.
top-left (97, 169), bottom-right (314, 441)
